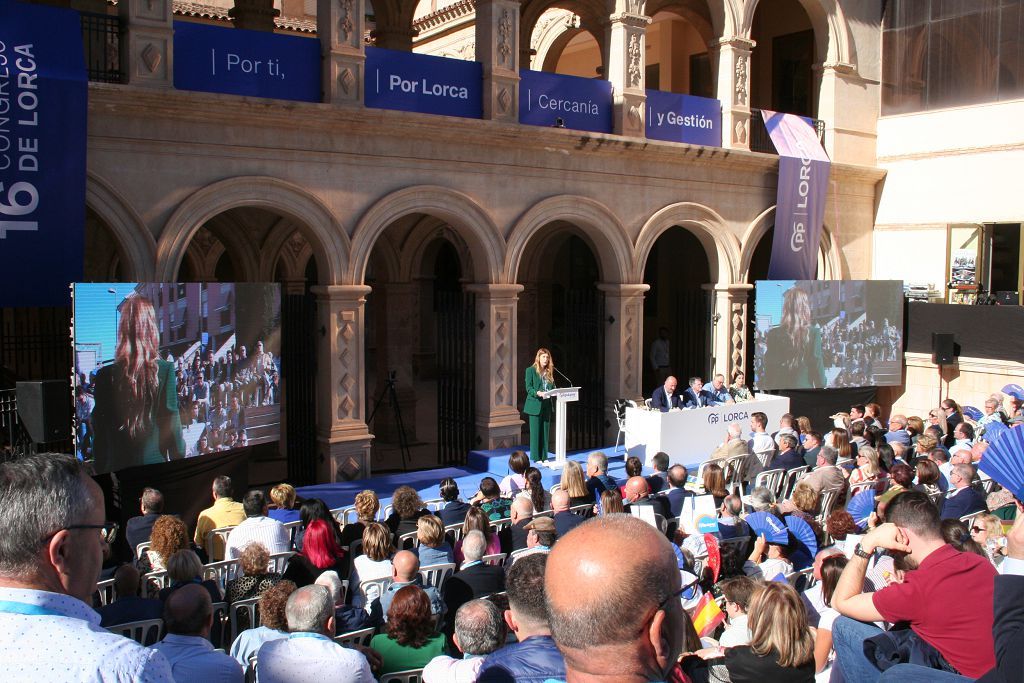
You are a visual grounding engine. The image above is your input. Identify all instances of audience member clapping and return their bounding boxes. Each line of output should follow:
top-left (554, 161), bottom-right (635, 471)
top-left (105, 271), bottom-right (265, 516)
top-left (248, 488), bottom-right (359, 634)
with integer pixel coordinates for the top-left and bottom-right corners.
top-left (226, 542), bottom-right (281, 603)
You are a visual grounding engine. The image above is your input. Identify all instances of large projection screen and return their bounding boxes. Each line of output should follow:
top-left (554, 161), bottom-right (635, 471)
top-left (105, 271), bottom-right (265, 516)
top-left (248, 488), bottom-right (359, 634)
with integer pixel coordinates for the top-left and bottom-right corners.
top-left (72, 283), bottom-right (282, 473)
top-left (753, 280), bottom-right (903, 390)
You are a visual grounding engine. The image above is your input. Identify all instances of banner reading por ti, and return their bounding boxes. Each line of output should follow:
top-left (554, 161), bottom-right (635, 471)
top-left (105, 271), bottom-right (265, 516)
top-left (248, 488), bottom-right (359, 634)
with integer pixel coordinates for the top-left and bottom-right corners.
top-left (0, 0), bottom-right (86, 306)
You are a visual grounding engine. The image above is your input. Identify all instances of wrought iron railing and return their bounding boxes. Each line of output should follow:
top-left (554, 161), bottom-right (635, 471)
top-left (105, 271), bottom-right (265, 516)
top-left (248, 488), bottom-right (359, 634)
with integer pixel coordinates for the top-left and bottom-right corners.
top-left (80, 11), bottom-right (123, 83)
top-left (0, 389), bottom-right (30, 461)
top-left (749, 108), bottom-right (826, 154)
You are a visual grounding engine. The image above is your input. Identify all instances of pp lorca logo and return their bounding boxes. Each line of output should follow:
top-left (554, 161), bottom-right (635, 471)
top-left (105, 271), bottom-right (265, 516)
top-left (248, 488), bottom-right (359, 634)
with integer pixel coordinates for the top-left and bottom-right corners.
top-left (707, 414), bottom-right (720, 425)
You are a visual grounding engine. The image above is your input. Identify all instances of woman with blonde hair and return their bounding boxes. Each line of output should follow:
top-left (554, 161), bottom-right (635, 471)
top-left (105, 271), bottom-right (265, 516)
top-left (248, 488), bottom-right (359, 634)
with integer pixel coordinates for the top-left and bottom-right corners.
top-left (849, 445), bottom-right (883, 487)
top-left (350, 522), bottom-right (394, 610)
top-left (340, 490), bottom-right (379, 547)
top-left (268, 483), bottom-right (300, 523)
top-left (157, 549), bottom-right (223, 603)
top-left (763, 287), bottom-right (826, 389)
top-left (560, 460), bottom-right (591, 508)
top-left (522, 347), bottom-right (557, 462)
top-left (415, 514), bottom-right (454, 567)
top-left (970, 513), bottom-right (1007, 566)
top-left (91, 294), bottom-right (185, 471)
top-left (724, 582), bottom-right (814, 680)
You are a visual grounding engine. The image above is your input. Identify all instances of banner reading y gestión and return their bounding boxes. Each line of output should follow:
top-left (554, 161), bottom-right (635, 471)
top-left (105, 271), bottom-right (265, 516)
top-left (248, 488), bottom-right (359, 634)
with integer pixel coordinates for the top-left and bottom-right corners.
top-left (0, 0), bottom-right (86, 307)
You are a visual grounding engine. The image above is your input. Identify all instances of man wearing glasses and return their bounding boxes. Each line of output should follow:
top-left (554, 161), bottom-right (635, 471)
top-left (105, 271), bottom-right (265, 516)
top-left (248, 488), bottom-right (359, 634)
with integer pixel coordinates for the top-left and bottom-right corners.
top-left (0, 453), bottom-right (173, 682)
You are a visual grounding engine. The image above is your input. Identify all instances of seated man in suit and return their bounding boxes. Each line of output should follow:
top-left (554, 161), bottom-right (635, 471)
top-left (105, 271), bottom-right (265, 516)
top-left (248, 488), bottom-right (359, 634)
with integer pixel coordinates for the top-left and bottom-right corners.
top-left (622, 476), bottom-right (672, 521)
top-left (940, 463), bottom-right (987, 520)
top-left (662, 465), bottom-right (691, 518)
top-left (772, 434), bottom-right (807, 472)
top-left (681, 377), bottom-right (717, 409)
top-left (441, 530), bottom-right (506, 643)
top-left (650, 376), bottom-right (683, 412)
top-left (551, 489), bottom-right (586, 538)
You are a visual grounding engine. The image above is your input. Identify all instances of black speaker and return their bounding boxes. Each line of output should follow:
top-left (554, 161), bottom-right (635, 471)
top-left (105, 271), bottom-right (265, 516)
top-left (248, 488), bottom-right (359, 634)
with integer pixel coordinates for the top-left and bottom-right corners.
top-left (16, 380), bottom-right (70, 442)
top-left (931, 333), bottom-right (956, 365)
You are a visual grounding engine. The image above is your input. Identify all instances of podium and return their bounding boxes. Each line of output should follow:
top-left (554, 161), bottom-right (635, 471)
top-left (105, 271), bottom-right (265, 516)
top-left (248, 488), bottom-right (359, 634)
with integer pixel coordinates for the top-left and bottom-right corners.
top-left (541, 387), bottom-right (580, 469)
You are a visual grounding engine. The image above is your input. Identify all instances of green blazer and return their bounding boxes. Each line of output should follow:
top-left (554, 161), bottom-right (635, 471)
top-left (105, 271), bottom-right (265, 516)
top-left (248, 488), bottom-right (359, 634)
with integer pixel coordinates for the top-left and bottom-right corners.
top-left (523, 365), bottom-right (556, 416)
top-left (92, 358), bottom-right (186, 472)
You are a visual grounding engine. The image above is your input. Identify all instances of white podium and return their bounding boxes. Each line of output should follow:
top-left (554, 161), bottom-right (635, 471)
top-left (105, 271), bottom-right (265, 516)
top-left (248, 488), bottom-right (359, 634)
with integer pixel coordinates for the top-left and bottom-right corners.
top-left (541, 386), bottom-right (580, 469)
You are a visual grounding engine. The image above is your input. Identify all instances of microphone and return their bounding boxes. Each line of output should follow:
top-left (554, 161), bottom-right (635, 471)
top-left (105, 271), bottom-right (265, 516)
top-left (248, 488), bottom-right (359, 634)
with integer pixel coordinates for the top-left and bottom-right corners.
top-left (555, 367), bottom-right (575, 386)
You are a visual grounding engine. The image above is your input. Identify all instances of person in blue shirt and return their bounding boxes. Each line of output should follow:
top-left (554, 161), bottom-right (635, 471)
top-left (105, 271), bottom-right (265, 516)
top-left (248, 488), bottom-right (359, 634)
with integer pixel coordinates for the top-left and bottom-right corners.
top-left (682, 376), bottom-right (718, 409)
top-left (151, 583), bottom-right (243, 682)
top-left (707, 373), bottom-right (735, 406)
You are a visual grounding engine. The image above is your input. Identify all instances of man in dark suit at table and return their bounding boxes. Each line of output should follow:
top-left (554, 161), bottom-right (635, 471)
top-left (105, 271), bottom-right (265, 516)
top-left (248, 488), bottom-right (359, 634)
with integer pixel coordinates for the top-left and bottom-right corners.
top-left (681, 377), bottom-right (717, 409)
top-left (650, 376), bottom-right (683, 412)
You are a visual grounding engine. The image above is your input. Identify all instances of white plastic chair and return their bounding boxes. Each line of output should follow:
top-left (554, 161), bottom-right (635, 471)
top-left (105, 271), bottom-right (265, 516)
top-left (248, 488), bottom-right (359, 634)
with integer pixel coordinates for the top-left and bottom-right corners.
top-left (444, 523), bottom-right (465, 543)
top-left (107, 618), bottom-right (163, 645)
top-left (359, 577), bottom-right (390, 607)
top-left (379, 669), bottom-right (424, 683)
top-left (95, 578), bottom-right (116, 606)
top-left (335, 626), bottom-right (375, 648)
top-left (398, 531), bottom-right (420, 549)
top-left (268, 551), bottom-right (294, 574)
top-left (202, 559), bottom-right (240, 592)
top-left (229, 597), bottom-right (260, 643)
top-left (205, 526), bottom-right (236, 560)
top-left (419, 563), bottom-right (456, 590)
top-left (481, 553), bottom-right (507, 566)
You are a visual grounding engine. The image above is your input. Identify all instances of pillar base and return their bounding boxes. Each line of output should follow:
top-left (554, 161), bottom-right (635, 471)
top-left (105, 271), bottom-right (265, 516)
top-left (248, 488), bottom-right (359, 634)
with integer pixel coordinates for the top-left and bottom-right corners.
top-left (317, 433), bottom-right (373, 482)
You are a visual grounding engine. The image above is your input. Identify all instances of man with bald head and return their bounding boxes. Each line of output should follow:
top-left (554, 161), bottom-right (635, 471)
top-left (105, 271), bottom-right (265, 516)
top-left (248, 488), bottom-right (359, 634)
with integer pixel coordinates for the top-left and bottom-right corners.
top-left (622, 476), bottom-right (672, 522)
top-left (151, 583), bottom-right (243, 681)
top-left (551, 489), bottom-right (586, 537)
top-left (373, 549), bottom-right (444, 621)
top-left (545, 515), bottom-right (685, 682)
top-left (500, 496), bottom-right (534, 554)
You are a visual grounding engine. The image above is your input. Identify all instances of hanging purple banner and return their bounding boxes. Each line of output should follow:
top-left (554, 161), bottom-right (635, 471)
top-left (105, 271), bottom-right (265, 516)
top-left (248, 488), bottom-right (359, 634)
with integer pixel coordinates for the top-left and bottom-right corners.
top-left (762, 110), bottom-right (830, 281)
top-left (519, 70), bottom-right (612, 133)
top-left (0, 0), bottom-right (86, 307)
top-left (645, 91), bottom-right (721, 147)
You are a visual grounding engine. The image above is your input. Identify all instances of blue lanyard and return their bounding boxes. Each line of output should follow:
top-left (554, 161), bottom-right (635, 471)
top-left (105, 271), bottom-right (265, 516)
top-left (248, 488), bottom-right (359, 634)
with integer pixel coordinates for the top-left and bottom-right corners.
top-left (289, 632), bottom-right (331, 642)
top-left (0, 600), bottom-right (69, 617)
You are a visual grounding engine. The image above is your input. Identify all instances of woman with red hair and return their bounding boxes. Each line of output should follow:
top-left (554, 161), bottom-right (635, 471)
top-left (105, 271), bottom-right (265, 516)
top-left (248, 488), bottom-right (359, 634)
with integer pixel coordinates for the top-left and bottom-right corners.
top-left (281, 518), bottom-right (346, 587)
top-left (369, 585), bottom-right (445, 675)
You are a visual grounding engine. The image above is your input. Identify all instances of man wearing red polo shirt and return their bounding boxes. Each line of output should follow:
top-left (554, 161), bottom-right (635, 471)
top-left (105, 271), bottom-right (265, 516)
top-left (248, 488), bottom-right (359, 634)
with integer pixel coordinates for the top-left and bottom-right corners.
top-left (830, 490), bottom-right (996, 682)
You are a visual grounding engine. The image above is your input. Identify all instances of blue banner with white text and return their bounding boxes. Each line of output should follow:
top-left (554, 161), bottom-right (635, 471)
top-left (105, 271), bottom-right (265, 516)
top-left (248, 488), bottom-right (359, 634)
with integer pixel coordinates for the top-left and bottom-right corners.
top-left (173, 21), bottom-right (320, 102)
top-left (0, 0), bottom-right (86, 307)
top-left (365, 47), bottom-right (482, 119)
top-left (519, 70), bottom-right (612, 133)
top-left (645, 91), bottom-right (721, 147)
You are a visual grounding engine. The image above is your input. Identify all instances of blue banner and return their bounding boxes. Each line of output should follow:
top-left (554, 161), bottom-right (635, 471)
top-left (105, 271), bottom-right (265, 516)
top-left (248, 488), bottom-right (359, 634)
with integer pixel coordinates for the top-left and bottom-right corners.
top-left (365, 47), bottom-right (482, 119)
top-left (761, 110), bottom-right (830, 280)
top-left (0, 0), bottom-right (86, 307)
top-left (519, 70), bottom-right (612, 133)
top-left (645, 91), bottom-right (721, 147)
top-left (173, 22), bottom-right (320, 102)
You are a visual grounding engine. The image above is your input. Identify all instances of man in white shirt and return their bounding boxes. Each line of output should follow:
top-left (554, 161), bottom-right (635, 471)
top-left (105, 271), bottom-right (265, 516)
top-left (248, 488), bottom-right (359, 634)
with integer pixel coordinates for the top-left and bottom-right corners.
top-left (224, 490), bottom-right (291, 560)
top-left (748, 411), bottom-right (777, 477)
top-left (0, 453), bottom-right (173, 682)
top-left (948, 422), bottom-right (974, 458)
top-left (257, 584), bottom-right (375, 683)
top-left (424, 599), bottom-right (506, 683)
top-left (151, 584), bottom-right (243, 682)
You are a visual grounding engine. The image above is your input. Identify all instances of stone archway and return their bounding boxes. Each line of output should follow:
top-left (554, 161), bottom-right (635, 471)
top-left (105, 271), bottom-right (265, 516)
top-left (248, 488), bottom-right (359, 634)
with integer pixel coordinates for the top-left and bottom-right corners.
top-left (86, 172), bottom-right (157, 281)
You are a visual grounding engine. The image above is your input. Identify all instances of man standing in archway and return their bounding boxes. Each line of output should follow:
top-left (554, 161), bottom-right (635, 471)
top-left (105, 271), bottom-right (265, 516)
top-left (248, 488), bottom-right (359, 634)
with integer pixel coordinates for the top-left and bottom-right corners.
top-left (649, 326), bottom-right (672, 386)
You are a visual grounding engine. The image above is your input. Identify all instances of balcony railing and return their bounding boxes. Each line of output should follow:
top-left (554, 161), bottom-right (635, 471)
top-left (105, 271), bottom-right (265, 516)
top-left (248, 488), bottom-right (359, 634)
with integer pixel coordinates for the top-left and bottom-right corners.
top-left (750, 108), bottom-right (825, 155)
top-left (81, 11), bottom-right (123, 83)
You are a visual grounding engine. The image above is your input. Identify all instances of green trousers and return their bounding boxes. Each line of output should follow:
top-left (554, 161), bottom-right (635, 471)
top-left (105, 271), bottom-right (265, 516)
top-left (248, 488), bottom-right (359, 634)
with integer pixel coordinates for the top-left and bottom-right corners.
top-left (528, 408), bottom-right (551, 462)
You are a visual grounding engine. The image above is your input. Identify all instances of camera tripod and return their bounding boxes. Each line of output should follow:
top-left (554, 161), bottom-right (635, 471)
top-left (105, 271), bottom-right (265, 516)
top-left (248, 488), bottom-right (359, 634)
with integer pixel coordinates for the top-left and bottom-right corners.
top-left (367, 370), bottom-right (410, 471)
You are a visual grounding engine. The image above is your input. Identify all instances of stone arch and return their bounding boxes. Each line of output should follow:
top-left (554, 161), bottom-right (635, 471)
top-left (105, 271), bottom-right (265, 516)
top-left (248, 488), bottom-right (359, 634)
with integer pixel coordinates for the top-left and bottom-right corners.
top-left (86, 171), bottom-right (157, 281)
top-left (504, 195), bottom-right (632, 285)
top-left (531, 10), bottom-right (586, 71)
top-left (348, 185), bottom-right (504, 285)
top-left (739, 0), bottom-right (856, 68)
top-left (156, 176), bottom-right (348, 284)
top-left (258, 217), bottom-right (303, 281)
top-left (738, 205), bottom-right (843, 281)
top-left (521, 0), bottom-right (607, 63)
top-left (633, 202), bottom-right (740, 284)
top-left (645, 0), bottom-right (717, 46)
top-left (198, 212), bottom-right (262, 282)
top-left (399, 215), bottom-right (476, 282)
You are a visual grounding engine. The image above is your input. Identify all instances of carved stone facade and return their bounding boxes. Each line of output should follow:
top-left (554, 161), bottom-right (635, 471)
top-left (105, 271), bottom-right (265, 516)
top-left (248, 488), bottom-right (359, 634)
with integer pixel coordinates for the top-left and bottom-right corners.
top-left (119, 0), bottom-right (174, 88)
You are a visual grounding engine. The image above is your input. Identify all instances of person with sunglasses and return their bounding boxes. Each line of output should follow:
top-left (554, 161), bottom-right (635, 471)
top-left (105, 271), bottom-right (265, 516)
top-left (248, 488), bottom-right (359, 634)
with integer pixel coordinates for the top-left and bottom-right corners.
top-left (0, 453), bottom-right (173, 681)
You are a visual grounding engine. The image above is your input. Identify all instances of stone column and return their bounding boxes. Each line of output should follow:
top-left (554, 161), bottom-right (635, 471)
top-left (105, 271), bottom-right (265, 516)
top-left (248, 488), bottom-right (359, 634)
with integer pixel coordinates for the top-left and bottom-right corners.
top-left (710, 37), bottom-right (754, 150)
top-left (598, 283), bottom-right (649, 439)
top-left (604, 5), bottom-right (650, 138)
top-left (705, 284), bottom-right (753, 380)
top-left (372, 27), bottom-right (416, 51)
top-left (466, 284), bottom-right (525, 449)
top-left (475, 0), bottom-right (521, 123)
top-left (119, 0), bottom-right (174, 88)
top-left (318, 0), bottom-right (366, 105)
top-left (312, 285), bottom-right (374, 481)
top-left (817, 61), bottom-right (872, 164)
top-left (230, 0), bottom-right (279, 31)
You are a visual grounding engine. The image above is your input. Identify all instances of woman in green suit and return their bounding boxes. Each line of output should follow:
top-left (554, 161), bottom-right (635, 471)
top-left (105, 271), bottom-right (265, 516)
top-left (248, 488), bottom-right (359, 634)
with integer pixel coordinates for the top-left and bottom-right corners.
top-left (523, 347), bottom-right (556, 462)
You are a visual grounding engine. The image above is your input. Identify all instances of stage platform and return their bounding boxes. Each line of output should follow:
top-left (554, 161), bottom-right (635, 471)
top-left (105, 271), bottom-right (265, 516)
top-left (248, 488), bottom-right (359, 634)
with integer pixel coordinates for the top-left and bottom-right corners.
top-left (296, 443), bottom-right (664, 512)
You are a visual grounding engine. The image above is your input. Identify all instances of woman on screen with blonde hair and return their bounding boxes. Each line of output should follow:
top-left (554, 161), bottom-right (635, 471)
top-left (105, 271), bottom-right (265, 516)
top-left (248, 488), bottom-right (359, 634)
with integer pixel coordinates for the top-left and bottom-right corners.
top-left (523, 347), bottom-right (557, 462)
top-left (762, 286), bottom-right (827, 390)
top-left (91, 294), bottom-right (185, 472)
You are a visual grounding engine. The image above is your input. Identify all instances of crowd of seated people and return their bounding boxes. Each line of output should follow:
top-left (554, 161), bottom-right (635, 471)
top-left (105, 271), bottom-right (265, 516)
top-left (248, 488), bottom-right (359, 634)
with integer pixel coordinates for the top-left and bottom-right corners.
top-left (12, 384), bottom-right (1022, 682)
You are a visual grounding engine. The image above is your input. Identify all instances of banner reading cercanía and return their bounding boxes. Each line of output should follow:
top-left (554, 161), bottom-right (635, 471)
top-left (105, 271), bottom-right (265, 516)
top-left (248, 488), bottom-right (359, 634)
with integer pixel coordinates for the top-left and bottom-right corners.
top-left (0, 0), bottom-right (86, 307)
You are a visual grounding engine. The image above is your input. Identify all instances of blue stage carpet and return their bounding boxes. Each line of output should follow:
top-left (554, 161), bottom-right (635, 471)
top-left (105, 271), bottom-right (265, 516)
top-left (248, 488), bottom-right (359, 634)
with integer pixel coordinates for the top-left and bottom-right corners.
top-left (296, 444), bottom-right (651, 511)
